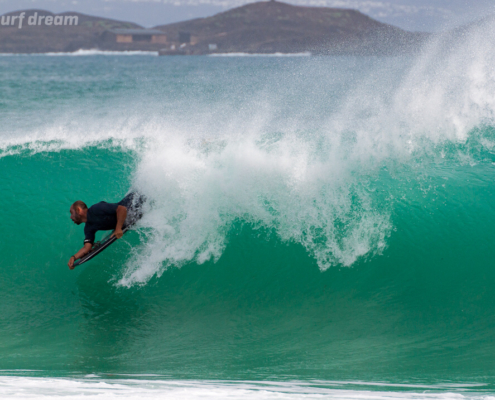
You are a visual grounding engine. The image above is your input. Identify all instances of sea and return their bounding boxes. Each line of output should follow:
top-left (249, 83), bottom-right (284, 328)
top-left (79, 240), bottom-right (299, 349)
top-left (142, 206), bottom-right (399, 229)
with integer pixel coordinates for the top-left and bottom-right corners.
top-left (1, 18), bottom-right (495, 400)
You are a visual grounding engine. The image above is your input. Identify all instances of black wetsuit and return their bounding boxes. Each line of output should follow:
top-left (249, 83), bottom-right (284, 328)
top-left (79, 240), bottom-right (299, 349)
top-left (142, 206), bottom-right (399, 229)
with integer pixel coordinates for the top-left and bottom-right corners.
top-left (83, 192), bottom-right (145, 245)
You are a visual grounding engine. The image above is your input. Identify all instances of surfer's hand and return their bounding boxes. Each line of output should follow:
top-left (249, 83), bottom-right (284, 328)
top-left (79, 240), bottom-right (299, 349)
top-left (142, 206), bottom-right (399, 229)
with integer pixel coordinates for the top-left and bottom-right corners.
top-left (68, 256), bottom-right (75, 270)
top-left (113, 228), bottom-right (124, 239)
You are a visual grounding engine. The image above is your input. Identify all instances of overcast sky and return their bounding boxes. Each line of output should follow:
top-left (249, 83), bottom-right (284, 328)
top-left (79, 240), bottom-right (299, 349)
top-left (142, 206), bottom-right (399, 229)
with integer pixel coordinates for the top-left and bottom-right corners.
top-left (0, 0), bottom-right (492, 32)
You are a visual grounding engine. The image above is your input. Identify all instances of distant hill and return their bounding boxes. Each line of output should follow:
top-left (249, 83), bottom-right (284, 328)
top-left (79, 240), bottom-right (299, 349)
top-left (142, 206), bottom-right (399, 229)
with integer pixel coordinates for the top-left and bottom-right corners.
top-left (449, 13), bottom-right (495, 37)
top-left (0, 10), bottom-right (141, 53)
top-left (153, 1), bottom-right (429, 55)
top-left (0, 2), bottom-right (430, 55)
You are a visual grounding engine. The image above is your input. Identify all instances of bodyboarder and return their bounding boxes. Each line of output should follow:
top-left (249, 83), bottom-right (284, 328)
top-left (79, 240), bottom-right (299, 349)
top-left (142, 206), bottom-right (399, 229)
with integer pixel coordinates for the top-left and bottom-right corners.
top-left (68, 192), bottom-right (145, 269)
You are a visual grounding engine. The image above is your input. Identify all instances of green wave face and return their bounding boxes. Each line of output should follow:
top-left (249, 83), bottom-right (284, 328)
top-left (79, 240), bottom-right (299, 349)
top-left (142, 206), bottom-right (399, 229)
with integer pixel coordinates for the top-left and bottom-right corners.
top-left (3, 145), bottom-right (495, 382)
top-left (2, 20), bottom-right (495, 384)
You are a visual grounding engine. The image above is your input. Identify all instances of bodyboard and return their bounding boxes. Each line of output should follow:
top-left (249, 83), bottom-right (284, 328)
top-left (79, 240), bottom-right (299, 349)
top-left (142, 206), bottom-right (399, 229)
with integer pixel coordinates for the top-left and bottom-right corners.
top-left (73, 227), bottom-right (130, 267)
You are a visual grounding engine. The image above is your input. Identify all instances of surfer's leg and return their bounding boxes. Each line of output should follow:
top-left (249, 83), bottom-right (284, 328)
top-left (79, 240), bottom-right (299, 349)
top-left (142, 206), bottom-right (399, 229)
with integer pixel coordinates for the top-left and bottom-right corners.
top-left (120, 192), bottom-right (146, 227)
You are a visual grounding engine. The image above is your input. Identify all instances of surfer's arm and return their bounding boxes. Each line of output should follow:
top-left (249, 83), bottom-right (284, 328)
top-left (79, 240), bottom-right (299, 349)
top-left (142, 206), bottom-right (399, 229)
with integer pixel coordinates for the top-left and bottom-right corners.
top-left (113, 205), bottom-right (127, 239)
top-left (68, 243), bottom-right (93, 270)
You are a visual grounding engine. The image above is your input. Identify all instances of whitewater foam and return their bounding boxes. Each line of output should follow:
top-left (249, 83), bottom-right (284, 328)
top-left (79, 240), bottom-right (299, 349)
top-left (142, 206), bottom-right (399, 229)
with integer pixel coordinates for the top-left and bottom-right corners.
top-left (0, 49), bottom-right (159, 56)
top-left (209, 52), bottom-right (312, 57)
top-left (0, 377), bottom-right (490, 400)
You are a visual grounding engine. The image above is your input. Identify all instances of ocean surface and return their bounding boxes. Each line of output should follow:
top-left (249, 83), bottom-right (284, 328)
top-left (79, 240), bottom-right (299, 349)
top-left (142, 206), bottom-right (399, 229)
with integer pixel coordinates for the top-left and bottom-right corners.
top-left (2, 18), bottom-right (495, 399)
